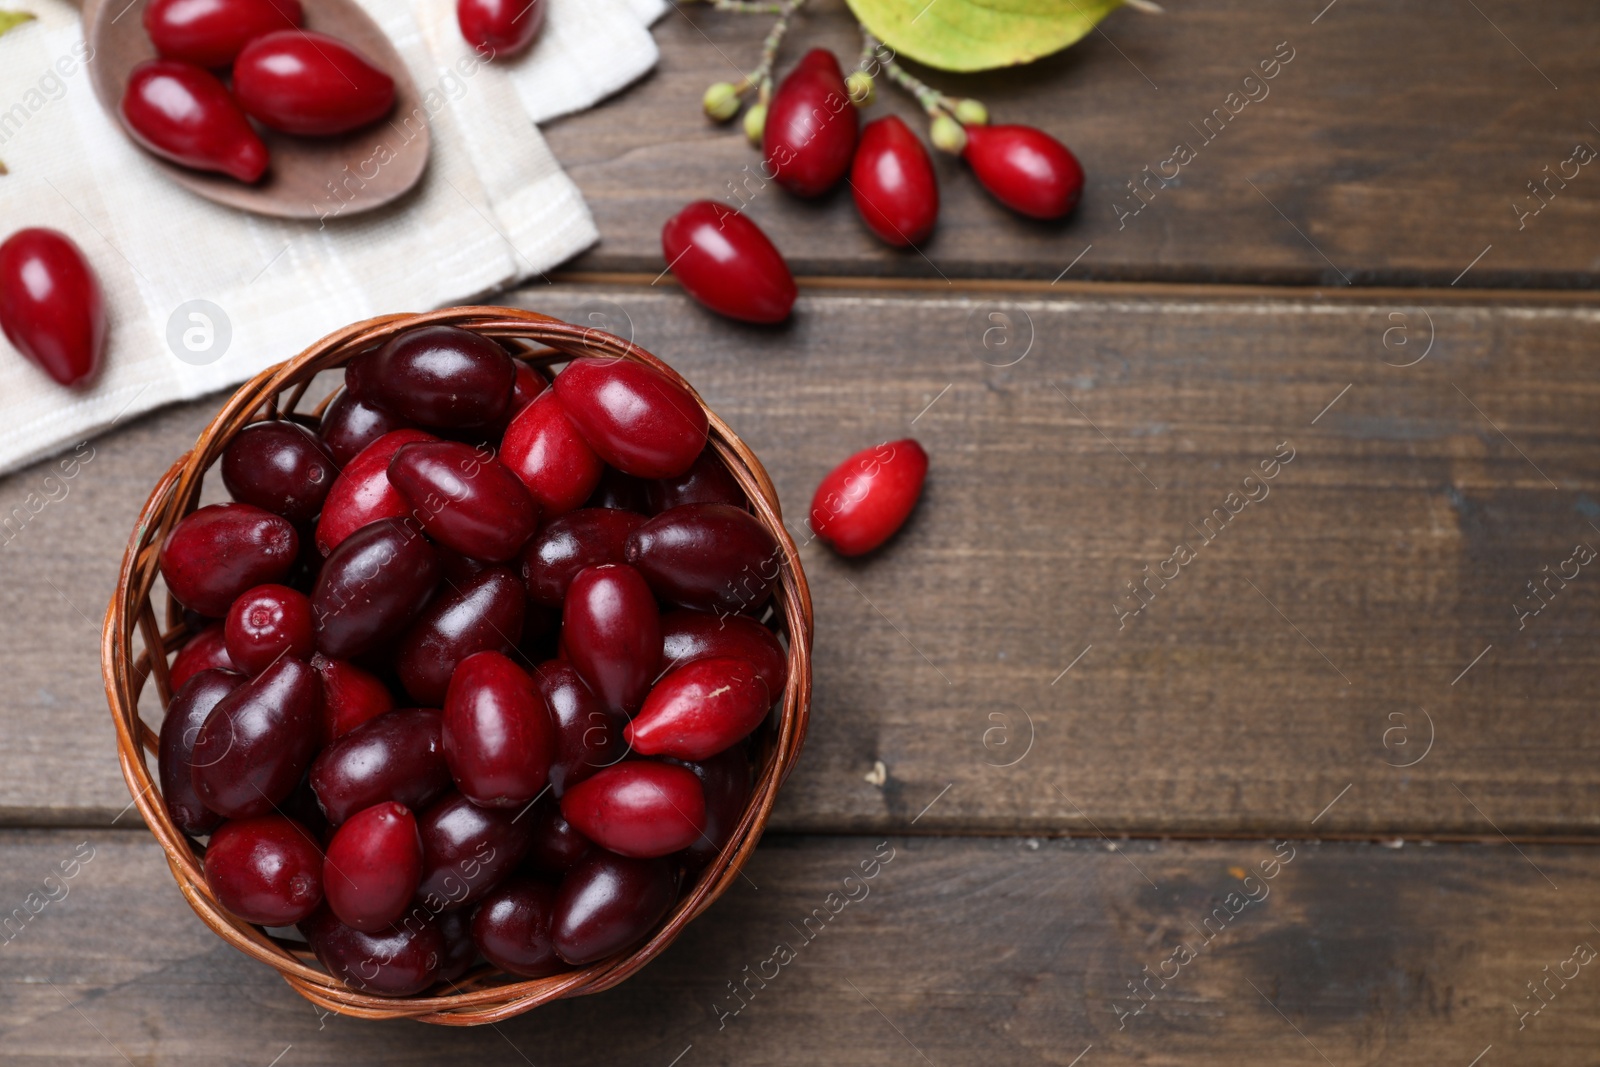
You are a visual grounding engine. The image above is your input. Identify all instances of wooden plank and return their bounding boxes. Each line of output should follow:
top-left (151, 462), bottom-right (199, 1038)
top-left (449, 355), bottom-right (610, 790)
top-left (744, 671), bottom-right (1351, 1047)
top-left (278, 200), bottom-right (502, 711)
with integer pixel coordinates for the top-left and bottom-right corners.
top-left (549, 0), bottom-right (1600, 287)
top-left (4, 285), bottom-right (1599, 835)
top-left (2, 830), bottom-right (1597, 1063)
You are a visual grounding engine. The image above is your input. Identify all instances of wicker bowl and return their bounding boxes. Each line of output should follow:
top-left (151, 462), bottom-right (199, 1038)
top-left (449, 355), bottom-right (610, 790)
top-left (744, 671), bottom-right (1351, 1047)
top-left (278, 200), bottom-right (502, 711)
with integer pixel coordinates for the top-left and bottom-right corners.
top-left (100, 306), bottom-right (814, 1024)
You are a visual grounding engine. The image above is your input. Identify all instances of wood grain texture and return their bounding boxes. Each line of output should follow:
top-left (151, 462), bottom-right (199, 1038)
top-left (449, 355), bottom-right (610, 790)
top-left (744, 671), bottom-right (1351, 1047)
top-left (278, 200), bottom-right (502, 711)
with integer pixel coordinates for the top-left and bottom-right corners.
top-left (3, 285), bottom-right (1597, 835)
top-left (548, 0), bottom-right (1600, 287)
top-left (2, 831), bottom-right (1597, 1063)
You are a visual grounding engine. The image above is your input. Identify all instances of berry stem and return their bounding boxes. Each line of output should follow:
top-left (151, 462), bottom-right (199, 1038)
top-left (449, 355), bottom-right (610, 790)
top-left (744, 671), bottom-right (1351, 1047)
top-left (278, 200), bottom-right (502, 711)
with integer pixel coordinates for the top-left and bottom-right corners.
top-left (742, 0), bottom-right (804, 91)
top-left (708, 0), bottom-right (788, 10)
top-left (859, 29), bottom-right (962, 118)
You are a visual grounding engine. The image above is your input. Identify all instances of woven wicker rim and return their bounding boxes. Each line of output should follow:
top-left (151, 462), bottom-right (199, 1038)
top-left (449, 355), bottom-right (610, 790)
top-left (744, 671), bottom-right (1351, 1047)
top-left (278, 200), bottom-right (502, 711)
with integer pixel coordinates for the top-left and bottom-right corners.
top-left (100, 306), bottom-right (814, 1025)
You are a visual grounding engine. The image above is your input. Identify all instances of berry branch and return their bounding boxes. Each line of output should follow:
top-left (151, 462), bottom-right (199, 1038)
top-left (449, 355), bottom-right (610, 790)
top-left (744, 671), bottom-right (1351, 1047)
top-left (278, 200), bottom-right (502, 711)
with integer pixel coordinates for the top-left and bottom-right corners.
top-left (705, 0), bottom-right (787, 11)
top-left (696, 0), bottom-right (1158, 154)
top-left (695, 0), bottom-right (1012, 155)
top-left (855, 29), bottom-right (986, 153)
top-left (685, 0), bottom-right (1114, 230)
top-left (701, 0), bottom-right (805, 142)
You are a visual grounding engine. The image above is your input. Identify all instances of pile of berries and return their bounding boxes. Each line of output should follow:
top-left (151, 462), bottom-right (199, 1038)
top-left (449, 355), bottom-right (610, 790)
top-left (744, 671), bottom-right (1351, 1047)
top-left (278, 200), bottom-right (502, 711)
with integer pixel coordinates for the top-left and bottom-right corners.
top-left (663, 42), bottom-right (1084, 325)
top-left (117, 0), bottom-right (552, 184)
top-left (154, 322), bottom-right (929, 995)
top-left (157, 325), bottom-right (805, 993)
top-left (122, 0), bottom-right (397, 183)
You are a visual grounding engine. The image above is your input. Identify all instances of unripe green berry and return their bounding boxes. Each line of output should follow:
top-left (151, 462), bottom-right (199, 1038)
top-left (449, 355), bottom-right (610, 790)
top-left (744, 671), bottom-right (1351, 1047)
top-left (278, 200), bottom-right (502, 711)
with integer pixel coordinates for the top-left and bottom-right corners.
top-left (930, 113), bottom-right (967, 154)
top-left (743, 102), bottom-right (768, 145)
top-left (703, 82), bottom-right (741, 123)
top-left (954, 98), bottom-right (988, 126)
top-left (846, 71), bottom-right (875, 107)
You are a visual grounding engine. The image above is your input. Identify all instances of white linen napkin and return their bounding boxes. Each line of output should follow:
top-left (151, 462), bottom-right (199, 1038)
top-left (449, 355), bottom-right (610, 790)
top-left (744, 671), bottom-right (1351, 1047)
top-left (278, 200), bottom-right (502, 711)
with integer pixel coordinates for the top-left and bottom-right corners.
top-left (0, 0), bottom-right (666, 477)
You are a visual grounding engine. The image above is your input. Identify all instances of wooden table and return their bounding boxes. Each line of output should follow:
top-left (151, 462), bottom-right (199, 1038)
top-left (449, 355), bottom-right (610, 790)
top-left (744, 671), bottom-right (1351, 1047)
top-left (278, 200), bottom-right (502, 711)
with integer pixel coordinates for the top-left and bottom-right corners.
top-left (5, 1), bottom-right (1600, 1062)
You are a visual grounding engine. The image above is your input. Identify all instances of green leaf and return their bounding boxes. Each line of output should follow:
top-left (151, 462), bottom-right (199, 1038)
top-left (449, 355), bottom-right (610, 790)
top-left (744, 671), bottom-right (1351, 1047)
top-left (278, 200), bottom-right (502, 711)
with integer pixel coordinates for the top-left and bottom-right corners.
top-left (0, 9), bottom-right (36, 38)
top-left (847, 0), bottom-right (1122, 72)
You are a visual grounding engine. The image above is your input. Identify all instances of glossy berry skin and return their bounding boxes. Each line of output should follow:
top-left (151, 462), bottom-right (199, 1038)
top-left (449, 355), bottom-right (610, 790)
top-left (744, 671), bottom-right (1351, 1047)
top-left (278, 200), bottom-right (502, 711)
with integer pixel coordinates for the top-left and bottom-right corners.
top-left (191, 656), bottom-right (322, 818)
top-left (625, 503), bottom-right (779, 614)
top-left (323, 802), bottom-right (423, 932)
top-left (161, 503), bottom-right (299, 619)
top-left (233, 30), bottom-right (395, 136)
top-left (660, 201), bottom-right (796, 325)
top-left (311, 518), bottom-right (441, 659)
top-left (0, 228), bottom-right (105, 388)
top-left (347, 326), bottom-right (514, 430)
top-left (311, 654), bottom-right (393, 739)
top-left (225, 584), bottom-right (314, 675)
top-left (315, 428), bottom-right (436, 556)
top-left (660, 609), bottom-right (787, 698)
top-left (301, 905), bottom-right (444, 997)
top-left (458, 0), bottom-right (545, 59)
top-left (851, 115), bottom-right (939, 246)
top-left (221, 421), bottom-right (338, 526)
top-left (762, 49), bottom-right (858, 197)
top-left (528, 801), bottom-right (590, 871)
top-left (560, 761), bottom-right (706, 858)
top-left (319, 391), bottom-right (410, 468)
top-left (121, 60), bottom-right (268, 182)
top-left (158, 669), bottom-right (242, 835)
top-left (521, 508), bottom-right (644, 608)
top-left (143, 0), bottom-right (302, 68)
top-left (562, 564), bottom-right (661, 717)
top-left (415, 792), bottom-right (533, 910)
top-left (443, 651), bottom-right (555, 808)
top-left (553, 358), bottom-right (708, 479)
top-left (962, 124), bottom-right (1084, 220)
top-left (531, 659), bottom-right (624, 796)
top-left (500, 390), bottom-right (605, 517)
top-left (397, 568), bottom-right (524, 705)
top-left (388, 442), bottom-right (538, 561)
top-left (648, 448), bottom-right (744, 512)
top-left (673, 746), bottom-right (753, 868)
top-left (471, 877), bottom-right (564, 978)
top-left (204, 815), bottom-right (323, 925)
top-left (809, 439), bottom-right (928, 556)
top-left (552, 851), bottom-right (676, 965)
top-left (626, 657), bottom-right (769, 761)
top-left (169, 624), bottom-right (237, 692)
top-left (310, 709), bottom-right (450, 825)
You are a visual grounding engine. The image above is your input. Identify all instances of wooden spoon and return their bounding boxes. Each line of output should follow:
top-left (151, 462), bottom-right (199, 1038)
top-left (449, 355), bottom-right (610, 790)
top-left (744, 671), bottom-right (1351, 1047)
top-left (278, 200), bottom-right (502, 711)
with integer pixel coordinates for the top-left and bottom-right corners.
top-left (81, 0), bottom-right (430, 220)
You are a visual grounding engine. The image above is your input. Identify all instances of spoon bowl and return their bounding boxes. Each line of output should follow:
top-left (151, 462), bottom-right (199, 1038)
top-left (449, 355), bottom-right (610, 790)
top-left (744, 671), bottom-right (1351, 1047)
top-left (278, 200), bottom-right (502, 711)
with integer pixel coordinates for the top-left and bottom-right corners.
top-left (83, 0), bottom-right (430, 220)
